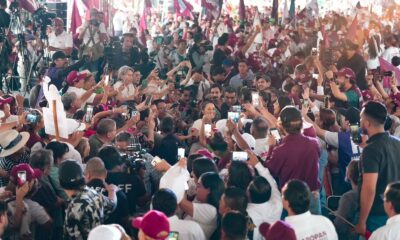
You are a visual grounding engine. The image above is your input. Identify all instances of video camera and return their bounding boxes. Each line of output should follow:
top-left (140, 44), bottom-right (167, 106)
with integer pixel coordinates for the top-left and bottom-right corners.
top-left (103, 37), bottom-right (122, 69)
top-left (33, 7), bottom-right (57, 39)
top-left (120, 136), bottom-right (147, 175)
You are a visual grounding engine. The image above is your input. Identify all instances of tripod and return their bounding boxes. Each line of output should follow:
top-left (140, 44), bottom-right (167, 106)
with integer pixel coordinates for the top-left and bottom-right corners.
top-left (8, 7), bottom-right (33, 95)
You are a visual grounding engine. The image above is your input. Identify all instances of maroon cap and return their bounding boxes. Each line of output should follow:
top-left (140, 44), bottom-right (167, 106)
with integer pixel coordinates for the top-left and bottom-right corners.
top-left (259, 221), bottom-right (296, 240)
top-left (337, 67), bottom-right (356, 80)
top-left (0, 97), bottom-right (14, 107)
top-left (10, 164), bottom-right (42, 187)
top-left (132, 210), bottom-right (170, 240)
top-left (66, 71), bottom-right (87, 86)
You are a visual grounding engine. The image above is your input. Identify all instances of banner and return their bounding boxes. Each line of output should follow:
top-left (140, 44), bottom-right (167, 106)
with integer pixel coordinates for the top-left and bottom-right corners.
top-left (174, 0), bottom-right (194, 19)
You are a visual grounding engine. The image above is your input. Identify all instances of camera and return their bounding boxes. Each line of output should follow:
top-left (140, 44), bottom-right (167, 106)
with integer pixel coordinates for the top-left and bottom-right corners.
top-left (89, 19), bottom-right (100, 27)
top-left (104, 37), bottom-right (122, 69)
top-left (33, 7), bottom-right (56, 39)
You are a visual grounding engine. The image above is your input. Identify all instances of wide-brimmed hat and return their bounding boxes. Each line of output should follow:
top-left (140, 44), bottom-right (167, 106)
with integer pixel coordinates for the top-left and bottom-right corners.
top-left (0, 130), bottom-right (30, 157)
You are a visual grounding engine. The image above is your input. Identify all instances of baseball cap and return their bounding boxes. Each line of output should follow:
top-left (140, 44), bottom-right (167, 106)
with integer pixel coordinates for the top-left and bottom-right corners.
top-left (88, 224), bottom-right (125, 240)
top-left (363, 101), bottom-right (387, 125)
top-left (58, 160), bottom-right (85, 190)
top-left (280, 106), bottom-right (302, 125)
top-left (337, 67), bottom-right (356, 80)
top-left (52, 51), bottom-right (67, 61)
top-left (259, 221), bottom-right (296, 240)
top-left (10, 164), bottom-right (42, 187)
top-left (337, 107), bottom-right (360, 125)
top-left (132, 210), bottom-right (170, 240)
top-left (66, 71), bottom-right (87, 86)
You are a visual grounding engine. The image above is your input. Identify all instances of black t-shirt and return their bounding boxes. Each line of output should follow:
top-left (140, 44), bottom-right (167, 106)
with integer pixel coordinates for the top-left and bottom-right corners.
top-left (112, 47), bottom-right (141, 69)
top-left (106, 172), bottom-right (146, 214)
top-left (153, 133), bottom-right (182, 165)
top-left (337, 53), bottom-right (367, 90)
top-left (360, 132), bottom-right (400, 215)
top-left (87, 179), bottom-right (130, 228)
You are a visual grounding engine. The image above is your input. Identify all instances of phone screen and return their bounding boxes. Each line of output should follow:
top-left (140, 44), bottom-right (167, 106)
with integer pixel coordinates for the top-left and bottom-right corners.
top-left (104, 75), bottom-right (110, 86)
top-left (17, 171), bottom-right (27, 184)
top-left (177, 148), bottom-right (185, 159)
top-left (232, 152), bottom-right (248, 161)
top-left (26, 114), bottom-right (37, 123)
top-left (145, 95), bottom-right (153, 106)
top-left (270, 128), bottom-right (281, 142)
top-left (151, 156), bottom-right (162, 166)
top-left (228, 112), bottom-right (240, 123)
top-left (252, 92), bottom-right (259, 107)
top-left (204, 124), bottom-right (212, 136)
top-left (232, 105), bottom-right (241, 113)
top-left (350, 125), bottom-right (361, 144)
top-left (169, 232), bottom-right (179, 240)
top-left (86, 105), bottom-right (94, 123)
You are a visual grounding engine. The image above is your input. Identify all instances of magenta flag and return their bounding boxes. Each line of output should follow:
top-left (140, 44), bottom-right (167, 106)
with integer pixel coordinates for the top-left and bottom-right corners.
top-left (70, 0), bottom-right (82, 34)
top-left (174, 0), bottom-right (194, 18)
top-left (379, 57), bottom-right (400, 85)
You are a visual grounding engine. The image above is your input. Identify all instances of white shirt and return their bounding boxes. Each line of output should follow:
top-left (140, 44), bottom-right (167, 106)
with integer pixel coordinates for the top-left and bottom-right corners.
top-left (169, 215), bottom-right (206, 240)
top-left (113, 81), bottom-right (136, 99)
top-left (48, 30), bottom-right (73, 56)
top-left (184, 202), bottom-right (218, 239)
top-left (247, 163), bottom-right (282, 240)
top-left (254, 138), bottom-right (269, 156)
top-left (381, 46), bottom-right (400, 63)
top-left (66, 86), bottom-right (96, 108)
top-left (370, 215), bottom-right (400, 240)
top-left (285, 211), bottom-right (338, 240)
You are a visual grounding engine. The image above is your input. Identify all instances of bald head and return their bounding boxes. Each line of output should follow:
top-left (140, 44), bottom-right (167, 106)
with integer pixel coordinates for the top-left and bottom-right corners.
top-left (85, 157), bottom-right (107, 179)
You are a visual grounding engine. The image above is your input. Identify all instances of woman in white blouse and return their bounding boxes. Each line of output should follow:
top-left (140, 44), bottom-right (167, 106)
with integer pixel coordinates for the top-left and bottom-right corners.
top-left (179, 172), bottom-right (225, 239)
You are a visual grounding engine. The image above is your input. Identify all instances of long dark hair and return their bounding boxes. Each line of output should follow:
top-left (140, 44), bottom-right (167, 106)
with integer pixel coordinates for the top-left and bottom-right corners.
top-left (368, 35), bottom-right (381, 59)
top-left (200, 172), bottom-right (225, 209)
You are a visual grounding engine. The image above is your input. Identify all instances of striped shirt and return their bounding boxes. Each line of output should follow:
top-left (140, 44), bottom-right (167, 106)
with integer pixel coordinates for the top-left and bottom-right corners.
top-left (0, 149), bottom-right (30, 187)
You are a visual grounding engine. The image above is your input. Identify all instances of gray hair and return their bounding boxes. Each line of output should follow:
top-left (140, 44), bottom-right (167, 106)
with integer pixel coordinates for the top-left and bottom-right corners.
top-left (62, 92), bottom-right (77, 111)
top-left (96, 118), bottom-right (116, 136)
top-left (30, 149), bottom-right (54, 171)
top-left (117, 65), bottom-right (134, 81)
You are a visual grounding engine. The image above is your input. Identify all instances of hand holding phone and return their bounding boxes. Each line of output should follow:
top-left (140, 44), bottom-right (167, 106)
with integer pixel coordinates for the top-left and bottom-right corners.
top-left (232, 151), bottom-right (248, 161)
top-left (270, 128), bottom-right (281, 143)
top-left (177, 148), bottom-right (185, 159)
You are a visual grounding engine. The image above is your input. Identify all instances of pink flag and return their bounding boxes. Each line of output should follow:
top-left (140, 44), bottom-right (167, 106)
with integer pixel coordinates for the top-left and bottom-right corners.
top-left (379, 57), bottom-right (400, 85)
top-left (345, 14), bottom-right (358, 40)
top-left (174, 0), bottom-right (194, 19)
top-left (70, 0), bottom-right (82, 34)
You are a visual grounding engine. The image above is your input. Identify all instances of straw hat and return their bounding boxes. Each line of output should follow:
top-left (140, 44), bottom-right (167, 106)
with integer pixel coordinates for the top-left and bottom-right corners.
top-left (0, 130), bottom-right (30, 157)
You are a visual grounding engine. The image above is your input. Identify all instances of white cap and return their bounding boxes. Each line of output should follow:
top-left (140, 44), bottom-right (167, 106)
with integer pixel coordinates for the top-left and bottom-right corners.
top-left (232, 133), bottom-right (256, 150)
top-left (88, 225), bottom-right (124, 240)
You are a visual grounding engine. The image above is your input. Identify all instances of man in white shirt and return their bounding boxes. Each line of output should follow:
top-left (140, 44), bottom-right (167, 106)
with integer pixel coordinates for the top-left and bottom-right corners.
top-left (370, 182), bottom-right (400, 240)
top-left (247, 152), bottom-right (283, 240)
top-left (152, 189), bottom-right (206, 240)
top-left (283, 180), bottom-right (338, 240)
top-left (48, 18), bottom-right (73, 56)
top-left (251, 116), bottom-right (270, 157)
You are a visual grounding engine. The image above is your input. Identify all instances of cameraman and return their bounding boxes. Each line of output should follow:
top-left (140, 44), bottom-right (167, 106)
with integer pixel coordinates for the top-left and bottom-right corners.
top-left (48, 18), bottom-right (73, 56)
top-left (98, 146), bottom-right (148, 215)
top-left (111, 33), bottom-right (141, 70)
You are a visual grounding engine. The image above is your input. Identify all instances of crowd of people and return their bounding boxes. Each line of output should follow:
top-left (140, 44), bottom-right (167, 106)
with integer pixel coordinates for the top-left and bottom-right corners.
top-left (0, 0), bottom-right (400, 239)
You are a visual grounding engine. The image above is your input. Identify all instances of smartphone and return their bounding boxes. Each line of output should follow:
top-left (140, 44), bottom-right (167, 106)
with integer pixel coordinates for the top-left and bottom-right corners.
top-left (232, 105), bottom-right (242, 113)
top-left (85, 105), bottom-right (94, 123)
top-left (270, 128), bottom-right (282, 142)
top-left (131, 110), bottom-right (138, 118)
top-left (177, 148), bottom-right (185, 159)
top-left (151, 156), bottom-right (162, 166)
top-left (251, 92), bottom-right (260, 107)
top-left (204, 124), bottom-right (212, 136)
top-left (350, 125), bottom-right (362, 144)
top-left (311, 48), bottom-right (318, 56)
top-left (228, 111), bottom-right (240, 123)
top-left (301, 99), bottom-right (309, 108)
top-left (232, 151), bottom-right (248, 161)
top-left (324, 96), bottom-right (330, 108)
top-left (104, 75), bottom-right (110, 86)
top-left (26, 113), bottom-right (38, 123)
top-left (169, 232), bottom-right (179, 240)
top-left (145, 95), bottom-right (153, 106)
top-left (383, 71), bottom-right (393, 77)
top-left (17, 171), bottom-right (27, 184)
